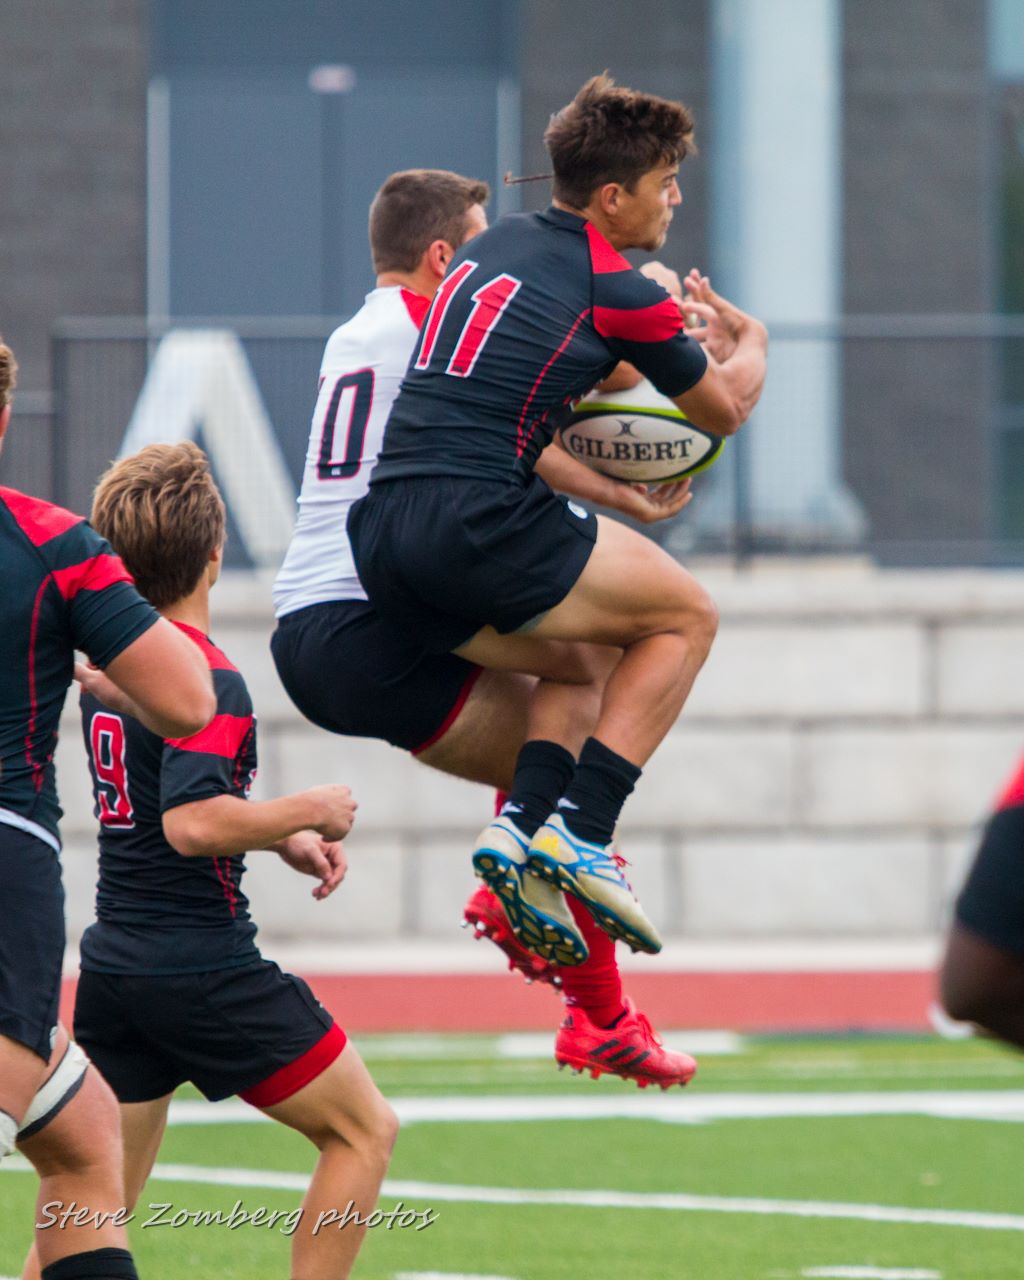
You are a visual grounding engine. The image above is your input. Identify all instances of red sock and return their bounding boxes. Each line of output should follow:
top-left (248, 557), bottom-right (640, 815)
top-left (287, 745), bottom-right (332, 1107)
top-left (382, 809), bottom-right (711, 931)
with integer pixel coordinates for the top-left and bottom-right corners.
top-left (494, 790), bottom-right (509, 817)
top-left (559, 896), bottom-right (626, 1028)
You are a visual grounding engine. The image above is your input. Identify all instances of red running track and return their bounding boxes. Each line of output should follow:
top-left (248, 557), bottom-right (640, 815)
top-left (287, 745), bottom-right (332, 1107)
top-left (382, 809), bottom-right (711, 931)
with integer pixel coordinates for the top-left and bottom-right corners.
top-left (60, 969), bottom-right (937, 1034)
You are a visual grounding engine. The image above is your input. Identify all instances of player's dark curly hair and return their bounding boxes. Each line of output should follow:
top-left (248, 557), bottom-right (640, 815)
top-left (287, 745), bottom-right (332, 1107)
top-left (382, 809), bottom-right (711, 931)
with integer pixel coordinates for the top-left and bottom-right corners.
top-left (91, 442), bottom-right (226, 609)
top-left (369, 169), bottom-right (490, 273)
top-left (545, 74), bottom-right (696, 209)
top-left (0, 336), bottom-right (18, 409)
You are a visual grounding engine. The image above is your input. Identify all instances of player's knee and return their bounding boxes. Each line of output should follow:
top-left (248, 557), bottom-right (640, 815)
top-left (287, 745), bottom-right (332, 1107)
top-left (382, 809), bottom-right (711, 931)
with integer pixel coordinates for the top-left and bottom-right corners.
top-left (559, 641), bottom-right (618, 688)
top-left (375, 1100), bottom-right (400, 1161)
top-left (311, 1093), bottom-right (399, 1166)
top-left (354, 1098), bottom-right (399, 1168)
top-left (671, 579), bottom-right (718, 652)
top-left (23, 1067), bottom-right (122, 1178)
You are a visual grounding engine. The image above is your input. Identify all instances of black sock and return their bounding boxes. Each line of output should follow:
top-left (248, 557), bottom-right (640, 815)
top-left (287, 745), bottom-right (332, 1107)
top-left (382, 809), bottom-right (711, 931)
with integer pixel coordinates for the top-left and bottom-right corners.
top-left (557, 737), bottom-right (641, 846)
top-left (42, 1249), bottom-right (138, 1280)
top-left (500, 740), bottom-right (576, 838)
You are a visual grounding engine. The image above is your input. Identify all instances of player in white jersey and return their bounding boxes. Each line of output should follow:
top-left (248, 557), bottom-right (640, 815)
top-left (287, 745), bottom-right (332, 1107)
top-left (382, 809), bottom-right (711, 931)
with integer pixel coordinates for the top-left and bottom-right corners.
top-left (272, 170), bottom-right (698, 1088)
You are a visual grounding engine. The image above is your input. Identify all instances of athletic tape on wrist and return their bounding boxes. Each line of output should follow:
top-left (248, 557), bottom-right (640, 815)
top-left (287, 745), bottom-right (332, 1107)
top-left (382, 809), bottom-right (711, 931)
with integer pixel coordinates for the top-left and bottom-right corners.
top-left (18, 1040), bottom-right (90, 1141)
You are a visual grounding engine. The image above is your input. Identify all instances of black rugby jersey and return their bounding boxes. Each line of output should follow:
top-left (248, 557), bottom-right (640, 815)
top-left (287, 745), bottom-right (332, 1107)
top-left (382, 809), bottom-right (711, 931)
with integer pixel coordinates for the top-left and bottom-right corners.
top-left (372, 206), bottom-right (708, 485)
top-left (0, 487), bottom-right (159, 851)
top-left (78, 622), bottom-right (260, 975)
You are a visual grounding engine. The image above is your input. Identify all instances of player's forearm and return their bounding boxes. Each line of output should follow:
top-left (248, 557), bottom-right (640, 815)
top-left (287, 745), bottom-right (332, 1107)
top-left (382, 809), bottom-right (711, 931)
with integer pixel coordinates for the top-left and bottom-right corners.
top-left (163, 793), bottom-right (322, 858)
top-left (681, 323), bottom-right (768, 437)
top-left (715, 326), bottom-right (768, 425)
top-left (536, 439), bottom-right (624, 507)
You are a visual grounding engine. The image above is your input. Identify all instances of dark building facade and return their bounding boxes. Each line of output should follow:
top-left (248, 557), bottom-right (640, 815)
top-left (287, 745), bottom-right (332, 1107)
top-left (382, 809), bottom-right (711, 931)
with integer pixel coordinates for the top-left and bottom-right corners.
top-left (0, 0), bottom-right (1015, 560)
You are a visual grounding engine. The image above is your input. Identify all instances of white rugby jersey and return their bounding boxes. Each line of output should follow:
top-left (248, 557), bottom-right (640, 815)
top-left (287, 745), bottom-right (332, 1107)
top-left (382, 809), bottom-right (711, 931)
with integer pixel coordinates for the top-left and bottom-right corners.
top-left (273, 286), bottom-right (430, 617)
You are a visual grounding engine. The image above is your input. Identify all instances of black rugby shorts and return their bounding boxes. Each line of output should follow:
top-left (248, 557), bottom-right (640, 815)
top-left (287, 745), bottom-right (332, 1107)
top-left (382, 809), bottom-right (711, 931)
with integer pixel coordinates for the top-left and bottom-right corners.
top-left (272, 600), bottom-right (482, 753)
top-left (74, 957), bottom-right (339, 1103)
top-left (0, 826), bottom-right (65, 1061)
top-left (347, 473), bottom-right (598, 654)
top-left (955, 804), bottom-right (1024, 953)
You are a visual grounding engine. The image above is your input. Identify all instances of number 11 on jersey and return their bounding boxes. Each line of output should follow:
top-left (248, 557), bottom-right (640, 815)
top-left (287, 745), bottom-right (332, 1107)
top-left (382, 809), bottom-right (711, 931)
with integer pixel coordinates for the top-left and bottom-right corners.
top-left (415, 261), bottom-right (522, 378)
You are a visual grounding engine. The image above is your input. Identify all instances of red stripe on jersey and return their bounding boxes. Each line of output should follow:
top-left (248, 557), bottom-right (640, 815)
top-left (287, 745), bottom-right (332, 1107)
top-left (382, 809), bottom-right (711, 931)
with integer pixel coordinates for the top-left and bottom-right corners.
top-left (585, 222), bottom-right (632, 275)
top-left (49, 553), bottom-right (133, 601)
top-left (593, 297), bottom-right (684, 343)
top-left (211, 856), bottom-right (238, 916)
top-left (172, 621), bottom-right (237, 673)
top-left (0, 487), bottom-right (82, 547)
top-left (240, 1023), bottom-right (347, 1107)
top-left (996, 756), bottom-right (1024, 811)
top-left (400, 287), bottom-right (431, 331)
top-left (167, 713), bottom-right (254, 758)
top-left (24, 579), bottom-right (49, 792)
top-left (515, 309), bottom-right (592, 458)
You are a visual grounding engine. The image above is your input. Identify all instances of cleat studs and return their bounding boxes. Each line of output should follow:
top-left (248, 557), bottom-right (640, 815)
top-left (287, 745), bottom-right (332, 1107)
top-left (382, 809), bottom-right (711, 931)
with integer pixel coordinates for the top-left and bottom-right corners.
top-left (525, 977), bottom-right (533, 984)
top-left (573, 1068), bottom-right (582, 1076)
top-left (460, 919), bottom-right (470, 929)
top-left (590, 1068), bottom-right (601, 1080)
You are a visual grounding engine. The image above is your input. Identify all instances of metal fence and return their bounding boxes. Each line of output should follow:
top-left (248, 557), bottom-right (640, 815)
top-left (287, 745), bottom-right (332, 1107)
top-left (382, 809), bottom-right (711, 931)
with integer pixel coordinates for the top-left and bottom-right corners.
top-left (18, 315), bottom-right (1024, 567)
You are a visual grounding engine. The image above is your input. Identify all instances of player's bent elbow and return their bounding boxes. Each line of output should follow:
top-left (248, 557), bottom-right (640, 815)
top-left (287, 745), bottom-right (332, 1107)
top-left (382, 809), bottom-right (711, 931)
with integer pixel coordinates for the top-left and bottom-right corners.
top-left (705, 404), bottom-right (745, 437)
top-left (161, 809), bottom-right (213, 858)
top-left (151, 687), bottom-right (217, 740)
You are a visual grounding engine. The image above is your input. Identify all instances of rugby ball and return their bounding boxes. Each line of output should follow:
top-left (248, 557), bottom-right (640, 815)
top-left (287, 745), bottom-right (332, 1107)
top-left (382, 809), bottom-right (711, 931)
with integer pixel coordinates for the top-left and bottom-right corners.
top-left (561, 379), bottom-right (723, 485)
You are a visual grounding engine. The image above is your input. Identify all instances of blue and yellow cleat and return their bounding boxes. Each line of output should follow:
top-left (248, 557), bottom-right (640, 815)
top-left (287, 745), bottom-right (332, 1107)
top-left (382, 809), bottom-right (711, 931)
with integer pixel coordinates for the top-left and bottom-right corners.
top-left (527, 813), bottom-right (663, 955)
top-left (471, 816), bottom-right (588, 967)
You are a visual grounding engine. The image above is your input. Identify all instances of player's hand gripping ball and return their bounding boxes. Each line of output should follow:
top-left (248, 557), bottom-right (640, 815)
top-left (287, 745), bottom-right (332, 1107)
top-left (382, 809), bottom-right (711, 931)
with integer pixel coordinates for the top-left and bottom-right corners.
top-left (561, 378), bottom-right (724, 485)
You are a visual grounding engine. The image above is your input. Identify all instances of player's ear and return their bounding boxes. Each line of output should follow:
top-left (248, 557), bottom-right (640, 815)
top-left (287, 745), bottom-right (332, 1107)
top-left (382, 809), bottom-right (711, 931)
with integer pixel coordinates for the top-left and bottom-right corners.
top-left (425, 239), bottom-right (454, 281)
top-left (597, 182), bottom-right (623, 218)
top-left (0, 403), bottom-right (10, 445)
top-left (208, 540), bottom-right (224, 585)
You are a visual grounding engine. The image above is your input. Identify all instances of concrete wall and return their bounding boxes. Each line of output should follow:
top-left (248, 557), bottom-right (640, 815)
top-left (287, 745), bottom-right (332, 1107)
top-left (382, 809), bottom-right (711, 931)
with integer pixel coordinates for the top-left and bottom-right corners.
top-left (56, 564), bottom-right (1023, 948)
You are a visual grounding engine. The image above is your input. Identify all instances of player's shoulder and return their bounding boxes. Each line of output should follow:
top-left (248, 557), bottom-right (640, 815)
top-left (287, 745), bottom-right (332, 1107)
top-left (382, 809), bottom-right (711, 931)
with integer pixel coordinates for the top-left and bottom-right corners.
top-left (172, 621), bottom-right (238, 676)
top-left (0, 485), bottom-right (86, 549)
top-left (321, 287), bottom-right (422, 372)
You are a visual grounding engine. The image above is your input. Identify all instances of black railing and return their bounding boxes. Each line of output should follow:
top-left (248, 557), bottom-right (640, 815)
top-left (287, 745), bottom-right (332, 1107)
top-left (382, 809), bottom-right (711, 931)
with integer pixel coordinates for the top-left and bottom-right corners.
top-left (15, 314), bottom-right (1024, 568)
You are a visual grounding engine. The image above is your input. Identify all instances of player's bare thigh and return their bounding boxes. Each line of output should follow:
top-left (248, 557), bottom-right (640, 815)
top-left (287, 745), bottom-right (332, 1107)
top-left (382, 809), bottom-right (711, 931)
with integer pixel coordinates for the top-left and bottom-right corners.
top-left (421, 639), bottom-right (621, 788)
top-left (417, 669), bottom-right (535, 790)
top-left (0, 1032), bottom-right (48, 1125)
top-left (459, 514), bottom-right (716, 659)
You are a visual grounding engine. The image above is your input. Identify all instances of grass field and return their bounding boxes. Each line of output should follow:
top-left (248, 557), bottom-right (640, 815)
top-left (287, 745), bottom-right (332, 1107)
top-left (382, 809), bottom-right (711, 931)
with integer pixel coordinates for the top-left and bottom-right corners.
top-left (3, 1031), bottom-right (1024, 1279)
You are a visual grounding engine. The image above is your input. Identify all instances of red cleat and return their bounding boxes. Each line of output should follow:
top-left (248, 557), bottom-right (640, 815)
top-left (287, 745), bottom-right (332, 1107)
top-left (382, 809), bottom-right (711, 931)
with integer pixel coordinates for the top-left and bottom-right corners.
top-left (555, 997), bottom-right (697, 1089)
top-left (462, 885), bottom-right (562, 988)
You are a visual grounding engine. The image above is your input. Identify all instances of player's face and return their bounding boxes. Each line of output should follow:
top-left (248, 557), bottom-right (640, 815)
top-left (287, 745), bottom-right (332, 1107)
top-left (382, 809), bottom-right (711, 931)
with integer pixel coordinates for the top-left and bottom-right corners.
top-left (616, 164), bottom-right (681, 251)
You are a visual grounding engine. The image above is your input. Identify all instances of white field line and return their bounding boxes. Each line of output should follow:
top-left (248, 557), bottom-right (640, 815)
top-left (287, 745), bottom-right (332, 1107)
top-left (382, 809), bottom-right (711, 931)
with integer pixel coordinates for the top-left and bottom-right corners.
top-left (804, 1270), bottom-right (941, 1279)
top-left (161, 1089), bottom-right (1024, 1128)
top-left (3, 1157), bottom-right (1021, 1234)
top-left (328, 1030), bottom-right (742, 1061)
top-left (394, 1273), bottom-right (518, 1280)
top-left (494, 1030), bottom-right (742, 1058)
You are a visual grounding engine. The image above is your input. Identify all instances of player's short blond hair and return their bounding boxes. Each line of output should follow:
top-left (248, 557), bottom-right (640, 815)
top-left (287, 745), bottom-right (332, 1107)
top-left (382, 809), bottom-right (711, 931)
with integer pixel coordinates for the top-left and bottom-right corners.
top-left (91, 442), bottom-right (226, 609)
top-left (0, 337), bottom-right (18, 409)
top-left (545, 74), bottom-right (696, 209)
top-left (369, 169), bottom-right (490, 273)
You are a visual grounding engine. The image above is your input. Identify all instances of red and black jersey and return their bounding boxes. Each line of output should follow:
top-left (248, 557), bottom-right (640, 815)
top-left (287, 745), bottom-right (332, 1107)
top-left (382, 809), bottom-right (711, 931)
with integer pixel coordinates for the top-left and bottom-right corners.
top-left (995, 757), bottom-right (1024, 813)
top-left (372, 206), bottom-right (708, 485)
top-left (78, 622), bottom-right (260, 976)
top-left (0, 487), bottom-right (159, 851)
